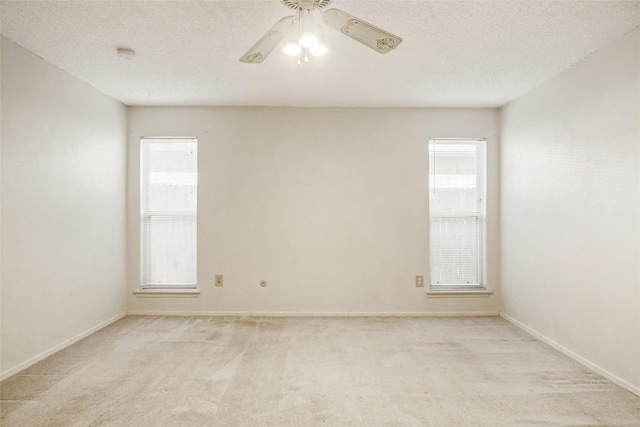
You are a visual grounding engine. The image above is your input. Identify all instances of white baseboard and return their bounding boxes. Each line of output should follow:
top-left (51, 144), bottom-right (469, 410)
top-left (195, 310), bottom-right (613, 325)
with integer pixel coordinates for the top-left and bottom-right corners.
top-left (0, 312), bottom-right (127, 382)
top-left (500, 312), bottom-right (640, 397)
top-left (127, 310), bottom-right (500, 317)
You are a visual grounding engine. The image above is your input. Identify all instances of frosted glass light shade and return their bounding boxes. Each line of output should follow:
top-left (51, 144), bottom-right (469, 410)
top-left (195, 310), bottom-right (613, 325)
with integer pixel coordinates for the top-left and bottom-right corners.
top-left (283, 43), bottom-right (302, 56)
top-left (299, 33), bottom-right (319, 48)
top-left (309, 45), bottom-right (327, 56)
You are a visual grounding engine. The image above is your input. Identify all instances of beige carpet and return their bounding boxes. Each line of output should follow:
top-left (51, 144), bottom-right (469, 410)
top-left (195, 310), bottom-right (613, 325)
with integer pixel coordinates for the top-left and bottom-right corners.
top-left (1, 316), bottom-right (639, 426)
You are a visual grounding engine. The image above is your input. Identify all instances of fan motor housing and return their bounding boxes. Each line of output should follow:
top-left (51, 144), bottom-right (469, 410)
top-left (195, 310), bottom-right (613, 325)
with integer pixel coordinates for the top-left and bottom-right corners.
top-left (281, 0), bottom-right (332, 10)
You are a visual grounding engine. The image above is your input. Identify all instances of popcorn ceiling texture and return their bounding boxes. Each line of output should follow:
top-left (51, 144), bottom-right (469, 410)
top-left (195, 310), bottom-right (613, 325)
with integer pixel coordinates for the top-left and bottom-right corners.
top-left (1, 0), bottom-right (639, 107)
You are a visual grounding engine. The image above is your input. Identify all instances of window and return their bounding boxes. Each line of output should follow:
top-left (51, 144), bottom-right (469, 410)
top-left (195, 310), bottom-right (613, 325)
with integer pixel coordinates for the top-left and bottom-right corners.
top-left (140, 138), bottom-right (197, 289)
top-left (428, 138), bottom-right (486, 289)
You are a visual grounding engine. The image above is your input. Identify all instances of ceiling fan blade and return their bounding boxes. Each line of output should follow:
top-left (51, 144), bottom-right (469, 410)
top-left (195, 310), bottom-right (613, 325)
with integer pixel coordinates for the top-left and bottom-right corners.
top-left (239, 16), bottom-right (295, 64)
top-left (322, 8), bottom-right (402, 54)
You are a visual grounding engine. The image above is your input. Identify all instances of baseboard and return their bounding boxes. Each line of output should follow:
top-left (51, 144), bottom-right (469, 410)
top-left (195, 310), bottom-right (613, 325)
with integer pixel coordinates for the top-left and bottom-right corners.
top-left (500, 312), bottom-right (640, 397)
top-left (127, 310), bottom-right (500, 317)
top-left (0, 311), bottom-right (127, 382)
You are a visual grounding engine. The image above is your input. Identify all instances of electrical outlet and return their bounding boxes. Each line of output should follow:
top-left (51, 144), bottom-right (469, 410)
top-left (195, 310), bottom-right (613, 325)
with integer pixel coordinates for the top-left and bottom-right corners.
top-left (259, 280), bottom-right (267, 288)
top-left (215, 275), bottom-right (223, 287)
top-left (415, 275), bottom-right (424, 287)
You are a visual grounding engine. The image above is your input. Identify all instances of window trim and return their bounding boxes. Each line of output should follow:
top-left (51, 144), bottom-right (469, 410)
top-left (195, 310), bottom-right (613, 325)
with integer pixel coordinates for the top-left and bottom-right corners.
top-left (428, 138), bottom-right (487, 291)
top-left (140, 137), bottom-right (198, 291)
top-left (425, 289), bottom-right (493, 297)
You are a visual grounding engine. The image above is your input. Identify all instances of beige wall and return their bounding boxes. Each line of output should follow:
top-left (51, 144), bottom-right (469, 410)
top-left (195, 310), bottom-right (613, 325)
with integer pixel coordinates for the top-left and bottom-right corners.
top-left (127, 107), bottom-right (500, 314)
top-left (0, 38), bottom-right (128, 378)
top-left (500, 28), bottom-right (640, 392)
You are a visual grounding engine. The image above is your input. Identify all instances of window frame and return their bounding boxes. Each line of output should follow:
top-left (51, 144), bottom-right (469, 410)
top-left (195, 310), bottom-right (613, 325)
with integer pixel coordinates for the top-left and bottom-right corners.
top-left (428, 138), bottom-right (487, 291)
top-left (140, 137), bottom-right (198, 291)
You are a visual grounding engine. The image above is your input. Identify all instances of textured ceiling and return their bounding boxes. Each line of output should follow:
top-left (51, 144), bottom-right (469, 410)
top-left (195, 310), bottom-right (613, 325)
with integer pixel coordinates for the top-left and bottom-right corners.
top-left (1, 0), bottom-right (639, 107)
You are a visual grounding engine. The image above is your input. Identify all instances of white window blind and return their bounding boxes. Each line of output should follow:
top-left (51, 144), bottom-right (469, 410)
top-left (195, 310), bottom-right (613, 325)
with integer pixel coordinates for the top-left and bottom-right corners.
top-left (428, 139), bottom-right (486, 288)
top-left (140, 138), bottom-right (197, 289)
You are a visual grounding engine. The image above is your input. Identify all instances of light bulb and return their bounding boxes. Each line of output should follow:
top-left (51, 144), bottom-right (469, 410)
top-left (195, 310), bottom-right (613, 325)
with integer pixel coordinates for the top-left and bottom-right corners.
top-left (299, 33), bottom-right (319, 48)
top-left (283, 43), bottom-right (302, 56)
top-left (309, 45), bottom-right (327, 56)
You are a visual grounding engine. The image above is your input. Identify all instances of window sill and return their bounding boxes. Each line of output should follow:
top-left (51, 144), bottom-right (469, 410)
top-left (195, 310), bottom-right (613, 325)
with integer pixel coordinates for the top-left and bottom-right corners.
top-left (133, 289), bottom-right (200, 298)
top-left (426, 289), bottom-right (493, 298)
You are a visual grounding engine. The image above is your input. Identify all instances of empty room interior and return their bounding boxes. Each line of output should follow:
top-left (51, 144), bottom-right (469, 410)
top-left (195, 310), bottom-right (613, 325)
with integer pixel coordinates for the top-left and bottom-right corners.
top-left (1, 0), bottom-right (639, 425)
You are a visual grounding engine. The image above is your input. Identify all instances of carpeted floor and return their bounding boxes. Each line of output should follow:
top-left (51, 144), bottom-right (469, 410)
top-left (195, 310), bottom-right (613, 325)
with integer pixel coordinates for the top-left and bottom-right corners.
top-left (1, 316), bottom-right (639, 426)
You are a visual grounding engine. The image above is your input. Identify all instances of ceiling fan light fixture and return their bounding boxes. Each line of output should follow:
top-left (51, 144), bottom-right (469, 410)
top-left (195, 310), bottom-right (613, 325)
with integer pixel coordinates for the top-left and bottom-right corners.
top-left (239, 0), bottom-right (402, 65)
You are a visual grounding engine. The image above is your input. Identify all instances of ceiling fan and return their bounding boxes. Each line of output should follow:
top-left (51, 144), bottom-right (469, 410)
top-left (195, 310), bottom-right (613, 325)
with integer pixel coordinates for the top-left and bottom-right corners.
top-left (240, 0), bottom-right (402, 64)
